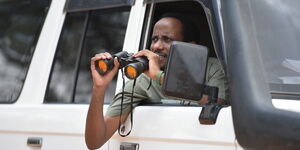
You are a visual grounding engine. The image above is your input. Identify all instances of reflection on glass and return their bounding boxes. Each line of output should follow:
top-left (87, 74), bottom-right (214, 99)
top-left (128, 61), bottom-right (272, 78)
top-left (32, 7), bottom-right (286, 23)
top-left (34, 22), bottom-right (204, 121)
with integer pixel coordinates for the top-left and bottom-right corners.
top-left (249, 0), bottom-right (300, 94)
top-left (45, 8), bottom-right (130, 103)
top-left (0, 0), bottom-right (51, 103)
top-left (76, 10), bottom-right (130, 103)
top-left (45, 12), bottom-right (86, 103)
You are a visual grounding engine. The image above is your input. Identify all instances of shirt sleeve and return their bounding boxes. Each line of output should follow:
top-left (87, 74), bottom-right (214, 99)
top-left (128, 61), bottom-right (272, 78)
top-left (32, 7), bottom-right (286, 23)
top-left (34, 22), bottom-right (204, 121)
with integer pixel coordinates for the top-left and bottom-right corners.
top-left (206, 58), bottom-right (230, 101)
top-left (106, 75), bottom-right (149, 117)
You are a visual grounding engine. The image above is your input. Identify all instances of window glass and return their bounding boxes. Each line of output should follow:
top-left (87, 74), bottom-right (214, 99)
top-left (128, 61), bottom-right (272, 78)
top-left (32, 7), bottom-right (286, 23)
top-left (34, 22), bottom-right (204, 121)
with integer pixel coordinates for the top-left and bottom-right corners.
top-left (45, 12), bottom-right (86, 102)
top-left (248, 0), bottom-right (300, 95)
top-left (75, 10), bottom-right (130, 103)
top-left (45, 8), bottom-right (130, 103)
top-left (0, 0), bottom-right (51, 103)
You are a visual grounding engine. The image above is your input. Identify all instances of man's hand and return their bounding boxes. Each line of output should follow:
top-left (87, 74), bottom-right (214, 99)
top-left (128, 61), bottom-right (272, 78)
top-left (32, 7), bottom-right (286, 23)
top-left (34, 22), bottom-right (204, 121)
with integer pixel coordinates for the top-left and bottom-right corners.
top-left (90, 52), bottom-right (120, 88)
top-left (198, 95), bottom-right (227, 105)
top-left (133, 50), bottom-right (161, 80)
top-left (86, 52), bottom-right (123, 150)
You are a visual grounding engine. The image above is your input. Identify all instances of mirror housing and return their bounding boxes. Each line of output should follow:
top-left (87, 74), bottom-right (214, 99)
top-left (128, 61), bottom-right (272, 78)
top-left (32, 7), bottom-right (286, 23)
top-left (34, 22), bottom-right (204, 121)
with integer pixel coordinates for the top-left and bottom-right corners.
top-left (162, 41), bottom-right (209, 101)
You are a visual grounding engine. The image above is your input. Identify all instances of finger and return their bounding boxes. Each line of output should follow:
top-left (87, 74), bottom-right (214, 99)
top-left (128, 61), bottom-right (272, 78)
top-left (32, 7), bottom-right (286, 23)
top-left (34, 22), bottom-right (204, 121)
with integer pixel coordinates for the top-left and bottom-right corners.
top-left (95, 52), bottom-right (112, 60)
top-left (94, 54), bottom-right (104, 60)
top-left (103, 52), bottom-right (112, 58)
top-left (90, 57), bottom-right (98, 72)
top-left (91, 56), bottom-right (98, 62)
top-left (133, 50), bottom-right (150, 57)
top-left (140, 51), bottom-right (159, 61)
top-left (95, 53), bottom-right (105, 58)
top-left (198, 95), bottom-right (208, 104)
top-left (110, 57), bottom-right (120, 74)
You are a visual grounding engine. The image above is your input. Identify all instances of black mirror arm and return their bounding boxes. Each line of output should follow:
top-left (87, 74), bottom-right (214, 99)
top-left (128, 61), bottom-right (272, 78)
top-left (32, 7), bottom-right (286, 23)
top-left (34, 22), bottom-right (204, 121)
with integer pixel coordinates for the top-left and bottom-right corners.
top-left (198, 85), bottom-right (223, 124)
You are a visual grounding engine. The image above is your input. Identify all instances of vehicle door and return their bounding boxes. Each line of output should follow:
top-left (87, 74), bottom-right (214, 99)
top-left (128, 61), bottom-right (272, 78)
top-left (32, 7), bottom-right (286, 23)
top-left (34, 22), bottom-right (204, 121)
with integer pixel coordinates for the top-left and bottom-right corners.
top-left (0, 0), bottom-right (54, 149)
top-left (107, 0), bottom-right (238, 150)
top-left (0, 0), bottom-right (133, 149)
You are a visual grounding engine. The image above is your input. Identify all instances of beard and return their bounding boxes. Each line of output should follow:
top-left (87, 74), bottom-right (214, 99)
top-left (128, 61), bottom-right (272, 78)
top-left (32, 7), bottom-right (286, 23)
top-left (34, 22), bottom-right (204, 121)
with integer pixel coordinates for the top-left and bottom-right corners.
top-left (155, 51), bottom-right (168, 70)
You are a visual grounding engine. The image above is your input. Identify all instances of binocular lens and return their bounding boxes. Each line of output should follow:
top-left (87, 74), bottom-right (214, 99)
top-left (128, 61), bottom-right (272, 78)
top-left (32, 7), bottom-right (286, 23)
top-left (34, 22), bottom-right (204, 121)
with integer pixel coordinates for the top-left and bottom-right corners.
top-left (97, 60), bottom-right (108, 74)
top-left (125, 65), bottom-right (137, 79)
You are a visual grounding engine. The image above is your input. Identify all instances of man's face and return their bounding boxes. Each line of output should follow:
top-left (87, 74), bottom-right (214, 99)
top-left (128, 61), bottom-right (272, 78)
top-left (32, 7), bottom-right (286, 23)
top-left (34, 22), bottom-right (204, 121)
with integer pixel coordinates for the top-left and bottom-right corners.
top-left (150, 17), bottom-right (184, 69)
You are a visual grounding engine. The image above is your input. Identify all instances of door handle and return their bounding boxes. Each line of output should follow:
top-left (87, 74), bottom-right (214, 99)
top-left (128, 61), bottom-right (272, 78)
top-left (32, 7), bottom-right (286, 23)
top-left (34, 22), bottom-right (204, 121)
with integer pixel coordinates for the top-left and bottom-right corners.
top-left (27, 137), bottom-right (43, 147)
top-left (120, 142), bottom-right (139, 150)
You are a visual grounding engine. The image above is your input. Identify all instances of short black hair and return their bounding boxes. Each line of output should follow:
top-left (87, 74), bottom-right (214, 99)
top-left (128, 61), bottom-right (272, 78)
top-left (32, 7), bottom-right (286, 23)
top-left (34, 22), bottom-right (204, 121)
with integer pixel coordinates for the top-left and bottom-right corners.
top-left (160, 12), bottom-right (200, 44)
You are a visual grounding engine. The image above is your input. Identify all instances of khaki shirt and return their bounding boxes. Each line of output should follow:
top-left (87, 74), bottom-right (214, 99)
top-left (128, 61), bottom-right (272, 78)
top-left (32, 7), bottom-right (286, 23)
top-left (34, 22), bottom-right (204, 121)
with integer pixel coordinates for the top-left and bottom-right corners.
top-left (106, 57), bottom-right (229, 117)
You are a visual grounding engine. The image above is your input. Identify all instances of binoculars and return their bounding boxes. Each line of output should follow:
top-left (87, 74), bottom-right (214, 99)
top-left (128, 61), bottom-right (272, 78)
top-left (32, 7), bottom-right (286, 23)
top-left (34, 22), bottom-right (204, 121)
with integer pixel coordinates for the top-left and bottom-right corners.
top-left (95, 51), bottom-right (149, 79)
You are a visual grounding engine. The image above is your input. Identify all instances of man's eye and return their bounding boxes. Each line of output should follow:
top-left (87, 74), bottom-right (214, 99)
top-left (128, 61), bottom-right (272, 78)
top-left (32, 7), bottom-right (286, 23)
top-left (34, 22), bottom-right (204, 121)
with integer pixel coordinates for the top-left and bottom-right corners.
top-left (151, 37), bottom-right (158, 42)
top-left (163, 37), bottom-right (172, 42)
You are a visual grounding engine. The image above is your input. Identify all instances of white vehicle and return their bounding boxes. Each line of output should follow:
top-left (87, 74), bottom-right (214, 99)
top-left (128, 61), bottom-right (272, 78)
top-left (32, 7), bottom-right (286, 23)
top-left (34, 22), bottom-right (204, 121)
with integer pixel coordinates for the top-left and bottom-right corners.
top-left (0, 0), bottom-right (299, 150)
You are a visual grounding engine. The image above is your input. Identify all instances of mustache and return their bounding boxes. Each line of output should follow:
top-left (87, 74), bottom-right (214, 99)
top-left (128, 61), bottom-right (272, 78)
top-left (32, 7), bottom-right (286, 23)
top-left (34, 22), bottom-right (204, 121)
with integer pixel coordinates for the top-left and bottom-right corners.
top-left (154, 51), bottom-right (167, 57)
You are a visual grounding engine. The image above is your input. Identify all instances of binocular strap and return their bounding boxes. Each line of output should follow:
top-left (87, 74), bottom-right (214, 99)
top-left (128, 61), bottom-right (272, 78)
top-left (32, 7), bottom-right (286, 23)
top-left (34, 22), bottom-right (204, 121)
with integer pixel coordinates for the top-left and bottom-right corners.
top-left (118, 69), bottom-right (136, 137)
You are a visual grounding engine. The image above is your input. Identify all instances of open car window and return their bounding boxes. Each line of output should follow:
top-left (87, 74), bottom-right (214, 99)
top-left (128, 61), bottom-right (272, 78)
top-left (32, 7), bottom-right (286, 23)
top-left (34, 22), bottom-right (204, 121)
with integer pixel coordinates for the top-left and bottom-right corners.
top-left (139, 1), bottom-right (229, 106)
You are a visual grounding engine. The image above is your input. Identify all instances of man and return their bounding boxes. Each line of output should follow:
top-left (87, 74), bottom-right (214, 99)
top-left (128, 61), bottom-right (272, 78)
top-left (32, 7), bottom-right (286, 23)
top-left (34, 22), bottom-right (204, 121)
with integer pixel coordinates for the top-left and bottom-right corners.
top-left (85, 13), bottom-right (229, 149)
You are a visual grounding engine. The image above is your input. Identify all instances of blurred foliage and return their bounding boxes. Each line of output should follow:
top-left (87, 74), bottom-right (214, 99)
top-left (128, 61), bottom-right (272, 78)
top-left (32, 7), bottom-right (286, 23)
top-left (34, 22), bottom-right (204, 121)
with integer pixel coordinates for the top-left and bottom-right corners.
top-left (45, 8), bottom-right (130, 103)
top-left (0, 0), bottom-right (51, 102)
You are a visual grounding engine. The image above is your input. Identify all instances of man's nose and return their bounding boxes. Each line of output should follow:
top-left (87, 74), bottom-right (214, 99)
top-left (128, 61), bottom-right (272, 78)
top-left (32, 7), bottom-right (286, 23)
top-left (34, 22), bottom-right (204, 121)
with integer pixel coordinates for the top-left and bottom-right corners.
top-left (152, 40), bottom-right (164, 52)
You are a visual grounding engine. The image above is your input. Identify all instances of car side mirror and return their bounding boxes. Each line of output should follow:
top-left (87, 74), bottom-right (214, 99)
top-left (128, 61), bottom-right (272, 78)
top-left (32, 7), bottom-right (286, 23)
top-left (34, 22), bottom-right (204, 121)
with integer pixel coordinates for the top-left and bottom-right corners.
top-left (162, 41), bottom-right (209, 101)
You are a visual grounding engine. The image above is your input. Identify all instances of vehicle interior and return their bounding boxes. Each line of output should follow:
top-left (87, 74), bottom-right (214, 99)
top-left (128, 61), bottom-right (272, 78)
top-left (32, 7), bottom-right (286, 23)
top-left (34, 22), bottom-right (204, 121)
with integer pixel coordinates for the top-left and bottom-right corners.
top-left (140, 1), bottom-right (216, 58)
top-left (138, 1), bottom-right (225, 106)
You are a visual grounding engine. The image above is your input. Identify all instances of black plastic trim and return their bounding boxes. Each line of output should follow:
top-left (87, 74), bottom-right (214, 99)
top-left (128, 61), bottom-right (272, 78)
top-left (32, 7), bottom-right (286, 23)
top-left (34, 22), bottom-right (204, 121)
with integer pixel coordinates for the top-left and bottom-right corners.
top-left (144, 0), bottom-right (184, 4)
top-left (271, 93), bottom-right (300, 101)
top-left (65, 0), bottom-right (134, 12)
top-left (71, 11), bottom-right (90, 102)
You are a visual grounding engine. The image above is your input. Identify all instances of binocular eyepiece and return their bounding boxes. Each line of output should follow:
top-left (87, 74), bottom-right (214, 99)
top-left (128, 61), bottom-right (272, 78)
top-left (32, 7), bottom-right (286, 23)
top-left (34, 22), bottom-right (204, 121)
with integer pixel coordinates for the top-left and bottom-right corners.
top-left (95, 51), bottom-right (149, 79)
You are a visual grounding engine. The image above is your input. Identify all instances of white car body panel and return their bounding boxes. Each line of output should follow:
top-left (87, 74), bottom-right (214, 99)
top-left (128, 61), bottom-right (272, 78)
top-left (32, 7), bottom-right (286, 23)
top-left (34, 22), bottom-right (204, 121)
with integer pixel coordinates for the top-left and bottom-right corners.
top-left (0, 0), bottom-right (298, 150)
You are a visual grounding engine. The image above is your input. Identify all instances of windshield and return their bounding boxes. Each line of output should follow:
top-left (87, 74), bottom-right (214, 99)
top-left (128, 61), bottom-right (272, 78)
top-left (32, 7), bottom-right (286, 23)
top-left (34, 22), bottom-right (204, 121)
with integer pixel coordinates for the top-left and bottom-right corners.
top-left (249, 0), bottom-right (300, 96)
